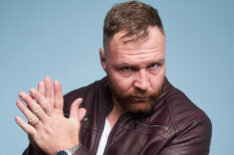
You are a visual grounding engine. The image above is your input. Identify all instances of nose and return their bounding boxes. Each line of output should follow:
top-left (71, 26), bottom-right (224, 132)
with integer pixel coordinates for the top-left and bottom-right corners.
top-left (133, 69), bottom-right (150, 91)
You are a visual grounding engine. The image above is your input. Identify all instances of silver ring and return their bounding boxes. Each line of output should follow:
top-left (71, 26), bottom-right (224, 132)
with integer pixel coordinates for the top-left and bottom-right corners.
top-left (33, 119), bottom-right (40, 126)
top-left (29, 118), bottom-right (40, 126)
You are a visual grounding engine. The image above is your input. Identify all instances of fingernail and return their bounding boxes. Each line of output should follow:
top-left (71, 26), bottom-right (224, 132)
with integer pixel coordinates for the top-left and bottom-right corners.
top-left (15, 116), bottom-right (20, 123)
top-left (16, 100), bottom-right (23, 106)
top-left (39, 81), bottom-right (44, 85)
top-left (54, 80), bottom-right (60, 85)
top-left (19, 92), bottom-right (26, 98)
top-left (45, 77), bottom-right (51, 81)
top-left (77, 98), bottom-right (83, 102)
top-left (30, 88), bottom-right (36, 94)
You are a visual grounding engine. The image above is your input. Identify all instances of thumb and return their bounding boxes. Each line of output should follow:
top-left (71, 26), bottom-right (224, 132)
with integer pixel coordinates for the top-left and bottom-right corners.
top-left (69, 98), bottom-right (83, 119)
top-left (78, 108), bottom-right (87, 121)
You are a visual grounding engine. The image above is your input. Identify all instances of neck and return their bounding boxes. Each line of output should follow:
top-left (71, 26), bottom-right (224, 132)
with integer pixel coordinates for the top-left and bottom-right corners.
top-left (107, 97), bottom-right (126, 128)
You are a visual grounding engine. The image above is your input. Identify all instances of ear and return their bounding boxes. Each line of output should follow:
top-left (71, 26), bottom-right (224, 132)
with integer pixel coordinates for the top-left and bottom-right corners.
top-left (99, 48), bottom-right (107, 72)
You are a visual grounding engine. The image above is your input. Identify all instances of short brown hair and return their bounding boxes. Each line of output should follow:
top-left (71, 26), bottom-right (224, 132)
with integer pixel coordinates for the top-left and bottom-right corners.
top-left (103, 1), bottom-right (164, 48)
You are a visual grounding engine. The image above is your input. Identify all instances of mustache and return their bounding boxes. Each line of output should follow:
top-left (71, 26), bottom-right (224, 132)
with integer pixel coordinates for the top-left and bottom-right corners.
top-left (123, 91), bottom-right (156, 98)
top-left (122, 93), bottom-right (156, 103)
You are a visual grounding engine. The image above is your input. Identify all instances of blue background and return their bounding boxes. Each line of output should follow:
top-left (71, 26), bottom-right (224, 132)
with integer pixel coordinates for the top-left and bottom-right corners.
top-left (0, 0), bottom-right (233, 154)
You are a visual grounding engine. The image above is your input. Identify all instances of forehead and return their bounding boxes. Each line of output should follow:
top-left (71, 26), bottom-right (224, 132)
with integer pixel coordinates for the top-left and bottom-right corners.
top-left (107, 26), bottom-right (166, 65)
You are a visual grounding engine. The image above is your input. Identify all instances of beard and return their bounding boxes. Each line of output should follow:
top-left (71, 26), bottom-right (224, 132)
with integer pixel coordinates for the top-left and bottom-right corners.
top-left (107, 76), bottom-right (163, 115)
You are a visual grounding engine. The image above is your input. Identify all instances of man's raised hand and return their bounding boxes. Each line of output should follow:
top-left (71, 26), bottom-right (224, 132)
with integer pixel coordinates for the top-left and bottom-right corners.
top-left (15, 77), bottom-right (86, 155)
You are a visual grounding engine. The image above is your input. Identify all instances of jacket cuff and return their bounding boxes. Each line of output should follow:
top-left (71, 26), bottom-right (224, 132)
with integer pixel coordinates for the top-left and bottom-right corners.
top-left (22, 144), bottom-right (47, 155)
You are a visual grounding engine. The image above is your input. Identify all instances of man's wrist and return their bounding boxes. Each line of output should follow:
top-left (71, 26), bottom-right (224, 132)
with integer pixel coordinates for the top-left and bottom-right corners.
top-left (57, 144), bottom-right (81, 155)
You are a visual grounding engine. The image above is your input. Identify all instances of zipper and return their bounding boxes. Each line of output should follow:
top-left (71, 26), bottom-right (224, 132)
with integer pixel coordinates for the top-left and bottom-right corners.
top-left (134, 120), bottom-right (169, 131)
top-left (103, 112), bottom-right (129, 155)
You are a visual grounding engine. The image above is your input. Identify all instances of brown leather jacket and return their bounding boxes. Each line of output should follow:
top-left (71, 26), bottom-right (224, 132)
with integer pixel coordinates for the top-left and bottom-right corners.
top-left (63, 77), bottom-right (212, 155)
top-left (24, 77), bottom-right (212, 155)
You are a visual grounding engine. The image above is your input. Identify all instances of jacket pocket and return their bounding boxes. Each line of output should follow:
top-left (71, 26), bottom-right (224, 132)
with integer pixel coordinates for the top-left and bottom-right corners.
top-left (134, 120), bottom-right (169, 131)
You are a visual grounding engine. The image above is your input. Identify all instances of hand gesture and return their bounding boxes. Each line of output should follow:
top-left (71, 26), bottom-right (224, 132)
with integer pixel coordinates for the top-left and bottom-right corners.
top-left (15, 77), bottom-right (86, 155)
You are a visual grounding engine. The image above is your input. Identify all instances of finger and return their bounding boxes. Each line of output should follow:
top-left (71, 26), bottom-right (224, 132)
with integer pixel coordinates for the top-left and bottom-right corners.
top-left (54, 80), bottom-right (64, 113)
top-left (44, 77), bottom-right (54, 106)
top-left (19, 92), bottom-right (47, 121)
top-left (15, 116), bottom-right (38, 136)
top-left (29, 88), bottom-right (53, 115)
top-left (16, 99), bottom-right (42, 125)
top-left (38, 81), bottom-right (45, 96)
top-left (69, 98), bottom-right (83, 120)
top-left (78, 108), bottom-right (87, 121)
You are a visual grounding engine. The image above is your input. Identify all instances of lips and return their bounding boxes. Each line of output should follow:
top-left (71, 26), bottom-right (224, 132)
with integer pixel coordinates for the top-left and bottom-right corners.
top-left (131, 96), bottom-right (149, 102)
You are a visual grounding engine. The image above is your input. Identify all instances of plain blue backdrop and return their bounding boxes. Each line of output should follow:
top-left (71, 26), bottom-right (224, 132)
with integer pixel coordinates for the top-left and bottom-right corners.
top-left (0, 0), bottom-right (233, 154)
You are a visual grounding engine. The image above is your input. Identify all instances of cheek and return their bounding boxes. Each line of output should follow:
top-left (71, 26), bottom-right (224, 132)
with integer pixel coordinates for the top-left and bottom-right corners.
top-left (108, 69), bottom-right (133, 94)
top-left (150, 67), bottom-right (165, 90)
top-left (151, 78), bottom-right (163, 91)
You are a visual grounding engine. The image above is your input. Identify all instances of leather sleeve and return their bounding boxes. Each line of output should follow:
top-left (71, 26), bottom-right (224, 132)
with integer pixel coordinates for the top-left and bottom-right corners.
top-left (73, 144), bottom-right (91, 155)
top-left (22, 144), bottom-right (47, 155)
top-left (159, 115), bottom-right (212, 155)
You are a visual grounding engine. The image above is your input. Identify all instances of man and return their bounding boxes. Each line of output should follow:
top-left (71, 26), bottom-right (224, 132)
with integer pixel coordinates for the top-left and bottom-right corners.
top-left (16, 1), bottom-right (212, 155)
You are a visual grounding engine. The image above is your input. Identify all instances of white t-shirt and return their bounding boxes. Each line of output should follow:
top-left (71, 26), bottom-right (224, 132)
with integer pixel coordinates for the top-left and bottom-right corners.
top-left (96, 119), bottom-right (111, 155)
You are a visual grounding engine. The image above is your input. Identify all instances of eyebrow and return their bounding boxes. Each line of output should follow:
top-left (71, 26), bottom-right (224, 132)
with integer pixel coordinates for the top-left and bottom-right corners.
top-left (116, 59), bottom-right (165, 68)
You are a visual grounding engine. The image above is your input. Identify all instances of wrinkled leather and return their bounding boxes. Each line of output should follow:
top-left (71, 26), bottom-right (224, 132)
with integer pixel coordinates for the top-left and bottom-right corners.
top-left (63, 77), bottom-right (212, 155)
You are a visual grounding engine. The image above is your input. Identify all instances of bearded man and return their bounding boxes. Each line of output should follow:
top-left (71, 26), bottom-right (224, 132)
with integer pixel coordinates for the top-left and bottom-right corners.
top-left (16, 1), bottom-right (212, 155)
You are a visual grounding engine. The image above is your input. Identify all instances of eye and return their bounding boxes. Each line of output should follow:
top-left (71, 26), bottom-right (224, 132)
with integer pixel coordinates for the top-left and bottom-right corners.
top-left (121, 66), bottom-right (131, 71)
top-left (149, 63), bottom-right (159, 69)
top-left (119, 66), bottom-right (136, 77)
top-left (147, 63), bottom-right (159, 73)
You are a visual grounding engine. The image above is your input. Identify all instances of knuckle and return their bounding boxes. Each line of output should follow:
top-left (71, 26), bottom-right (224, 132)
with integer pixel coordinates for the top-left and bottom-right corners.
top-left (32, 91), bottom-right (40, 99)
top-left (32, 106), bottom-right (41, 115)
top-left (24, 95), bottom-right (32, 102)
top-left (28, 115), bottom-right (38, 124)
top-left (41, 101), bottom-right (50, 110)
